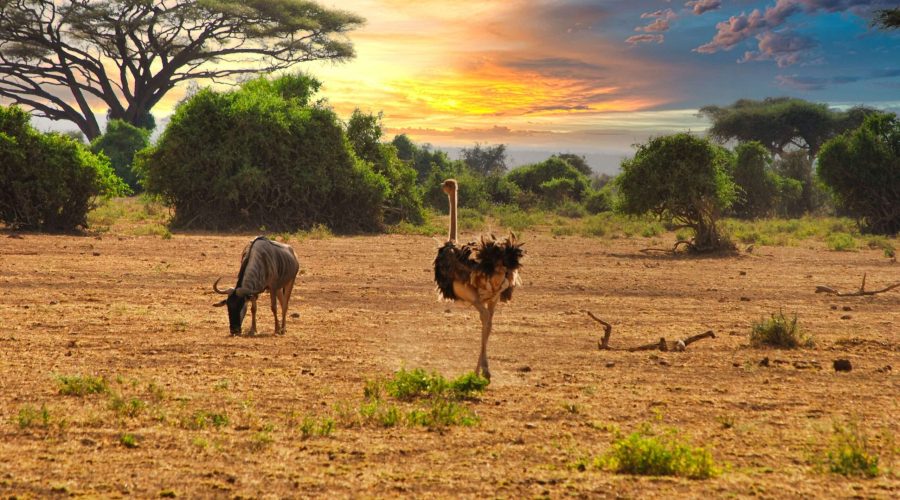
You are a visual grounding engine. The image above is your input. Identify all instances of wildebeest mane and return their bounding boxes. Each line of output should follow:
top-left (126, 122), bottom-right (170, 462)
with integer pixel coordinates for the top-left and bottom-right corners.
top-left (235, 236), bottom-right (266, 288)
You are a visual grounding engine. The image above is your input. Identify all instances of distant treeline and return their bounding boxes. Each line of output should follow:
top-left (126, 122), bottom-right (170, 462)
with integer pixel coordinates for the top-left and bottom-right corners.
top-left (1, 77), bottom-right (897, 238)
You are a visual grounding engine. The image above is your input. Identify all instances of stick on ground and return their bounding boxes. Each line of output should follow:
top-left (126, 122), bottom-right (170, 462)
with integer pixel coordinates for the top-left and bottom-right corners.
top-left (815, 273), bottom-right (900, 297)
top-left (585, 312), bottom-right (715, 352)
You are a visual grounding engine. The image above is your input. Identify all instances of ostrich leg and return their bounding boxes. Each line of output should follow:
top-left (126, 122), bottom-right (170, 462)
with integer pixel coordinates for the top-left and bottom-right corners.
top-left (476, 302), bottom-right (496, 381)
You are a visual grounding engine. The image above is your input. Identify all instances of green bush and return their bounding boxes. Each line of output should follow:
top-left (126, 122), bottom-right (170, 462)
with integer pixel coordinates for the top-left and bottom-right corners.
top-left (90, 119), bottom-right (150, 191)
top-left (507, 157), bottom-right (590, 205)
top-left (617, 133), bottom-right (736, 252)
top-left (136, 74), bottom-right (392, 232)
top-left (818, 114), bottom-right (900, 235)
top-left (825, 420), bottom-right (880, 477)
top-left (346, 110), bottom-right (424, 224)
top-left (595, 425), bottom-right (718, 478)
top-left (56, 375), bottom-right (109, 396)
top-left (583, 188), bottom-right (612, 214)
top-left (826, 232), bottom-right (858, 251)
top-left (0, 106), bottom-right (128, 231)
top-left (750, 312), bottom-right (813, 348)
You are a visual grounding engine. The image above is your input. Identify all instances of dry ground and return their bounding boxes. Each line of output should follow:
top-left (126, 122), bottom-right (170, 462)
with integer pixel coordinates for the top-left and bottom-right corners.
top-left (0, 224), bottom-right (898, 498)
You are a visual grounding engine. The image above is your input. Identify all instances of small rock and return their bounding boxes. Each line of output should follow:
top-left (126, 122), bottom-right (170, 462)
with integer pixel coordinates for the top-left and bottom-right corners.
top-left (49, 300), bottom-right (59, 305)
top-left (875, 365), bottom-right (892, 373)
top-left (80, 438), bottom-right (96, 447)
top-left (840, 315), bottom-right (852, 320)
top-left (65, 351), bottom-right (72, 357)
top-left (740, 297), bottom-right (750, 302)
top-left (290, 312), bottom-right (300, 318)
top-left (739, 271), bottom-right (747, 276)
top-left (67, 340), bottom-right (76, 348)
top-left (830, 304), bottom-right (838, 310)
top-left (658, 359), bottom-right (671, 367)
top-left (92, 251), bottom-right (101, 256)
top-left (833, 359), bottom-right (852, 372)
top-left (605, 362), bottom-right (615, 368)
top-left (525, 422), bottom-right (537, 429)
top-left (517, 366), bottom-right (532, 372)
top-left (759, 357), bottom-right (770, 367)
top-left (842, 306), bottom-right (853, 312)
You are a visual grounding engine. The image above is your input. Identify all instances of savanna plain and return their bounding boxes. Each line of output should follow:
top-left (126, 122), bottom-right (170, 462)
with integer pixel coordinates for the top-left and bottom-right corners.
top-left (0, 199), bottom-right (898, 498)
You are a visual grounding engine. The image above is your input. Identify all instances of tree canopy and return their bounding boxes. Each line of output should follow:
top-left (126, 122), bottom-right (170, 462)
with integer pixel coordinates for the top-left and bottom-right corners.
top-left (461, 143), bottom-right (508, 176)
top-left (699, 98), bottom-right (880, 159)
top-left (617, 133), bottom-right (736, 252)
top-left (0, 0), bottom-right (363, 139)
top-left (875, 7), bottom-right (900, 29)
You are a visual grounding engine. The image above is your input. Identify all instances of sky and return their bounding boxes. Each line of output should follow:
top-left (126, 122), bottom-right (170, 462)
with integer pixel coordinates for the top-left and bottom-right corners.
top-left (26, 0), bottom-right (900, 170)
top-left (294, 0), bottom-right (900, 162)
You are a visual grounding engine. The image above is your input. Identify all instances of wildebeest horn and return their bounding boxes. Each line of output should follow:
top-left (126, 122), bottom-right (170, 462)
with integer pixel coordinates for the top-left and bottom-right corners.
top-left (213, 277), bottom-right (234, 295)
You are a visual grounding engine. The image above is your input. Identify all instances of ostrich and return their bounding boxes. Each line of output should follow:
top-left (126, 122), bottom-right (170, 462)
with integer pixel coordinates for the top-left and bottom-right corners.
top-left (433, 179), bottom-right (524, 380)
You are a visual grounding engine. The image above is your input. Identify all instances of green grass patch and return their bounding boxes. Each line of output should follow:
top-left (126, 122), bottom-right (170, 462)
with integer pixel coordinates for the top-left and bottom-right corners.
top-left (826, 232), bottom-right (858, 251)
top-left (16, 404), bottom-right (52, 429)
top-left (825, 420), bottom-right (880, 478)
top-left (56, 374), bottom-right (109, 396)
top-left (299, 415), bottom-right (336, 438)
top-left (577, 424), bottom-right (718, 479)
top-left (382, 368), bottom-right (488, 401)
top-left (119, 433), bottom-right (139, 448)
top-left (750, 311), bottom-right (814, 349)
top-left (108, 393), bottom-right (147, 418)
top-left (866, 236), bottom-right (896, 259)
top-left (291, 223), bottom-right (333, 241)
top-left (181, 410), bottom-right (229, 430)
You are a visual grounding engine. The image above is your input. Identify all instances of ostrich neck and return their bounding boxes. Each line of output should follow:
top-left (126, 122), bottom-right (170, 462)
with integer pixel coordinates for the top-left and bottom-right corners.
top-left (448, 190), bottom-right (458, 243)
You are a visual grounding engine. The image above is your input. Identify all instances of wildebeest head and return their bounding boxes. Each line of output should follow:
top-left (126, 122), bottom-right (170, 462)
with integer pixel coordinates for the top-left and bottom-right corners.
top-left (213, 277), bottom-right (252, 335)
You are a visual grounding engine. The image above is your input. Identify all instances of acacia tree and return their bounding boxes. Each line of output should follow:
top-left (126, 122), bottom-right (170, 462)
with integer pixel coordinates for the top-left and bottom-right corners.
top-left (461, 143), bottom-right (507, 176)
top-left (617, 133), bottom-right (736, 252)
top-left (875, 8), bottom-right (900, 29)
top-left (699, 98), bottom-right (879, 159)
top-left (0, 0), bottom-right (363, 140)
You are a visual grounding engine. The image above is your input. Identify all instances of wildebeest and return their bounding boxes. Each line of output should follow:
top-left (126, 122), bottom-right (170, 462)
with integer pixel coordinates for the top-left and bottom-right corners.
top-left (213, 236), bottom-right (299, 336)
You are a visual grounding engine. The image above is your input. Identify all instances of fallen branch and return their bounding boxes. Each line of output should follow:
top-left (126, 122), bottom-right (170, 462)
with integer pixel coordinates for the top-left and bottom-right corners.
top-left (586, 311), bottom-right (612, 350)
top-left (584, 312), bottom-right (715, 352)
top-left (815, 273), bottom-right (900, 297)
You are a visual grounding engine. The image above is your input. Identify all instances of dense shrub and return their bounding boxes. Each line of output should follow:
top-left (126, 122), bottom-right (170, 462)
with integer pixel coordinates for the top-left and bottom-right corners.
top-left (507, 157), bottom-right (590, 205)
top-left (818, 114), bottom-right (900, 235)
top-left (136, 74), bottom-right (393, 232)
top-left (617, 133), bottom-right (736, 252)
top-left (773, 150), bottom-right (824, 216)
top-left (0, 105), bottom-right (127, 231)
top-left (731, 141), bottom-right (796, 219)
top-left (346, 110), bottom-right (424, 224)
top-left (583, 189), bottom-right (612, 214)
top-left (90, 119), bottom-right (150, 191)
top-left (422, 162), bottom-right (492, 212)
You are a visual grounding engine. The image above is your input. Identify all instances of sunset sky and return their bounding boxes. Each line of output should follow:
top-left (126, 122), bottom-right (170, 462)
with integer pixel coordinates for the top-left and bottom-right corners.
top-left (296, 0), bottom-right (899, 158)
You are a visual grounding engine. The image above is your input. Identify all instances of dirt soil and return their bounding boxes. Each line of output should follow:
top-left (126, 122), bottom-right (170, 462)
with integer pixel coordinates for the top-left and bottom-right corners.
top-left (0, 228), bottom-right (898, 498)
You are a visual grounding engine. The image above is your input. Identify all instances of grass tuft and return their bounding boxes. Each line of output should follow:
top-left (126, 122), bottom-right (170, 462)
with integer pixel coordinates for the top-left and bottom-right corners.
top-left (592, 424), bottom-right (718, 479)
top-left (826, 232), bottom-right (858, 252)
top-left (16, 404), bottom-right (52, 429)
top-left (750, 311), bottom-right (813, 349)
top-left (56, 374), bottom-right (109, 396)
top-left (120, 433), bottom-right (139, 448)
top-left (825, 420), bottom-right (880, 477)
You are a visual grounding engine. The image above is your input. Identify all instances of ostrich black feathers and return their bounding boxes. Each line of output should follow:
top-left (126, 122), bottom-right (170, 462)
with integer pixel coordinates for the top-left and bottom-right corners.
top-left (433, 234), bottom-right (524, 302)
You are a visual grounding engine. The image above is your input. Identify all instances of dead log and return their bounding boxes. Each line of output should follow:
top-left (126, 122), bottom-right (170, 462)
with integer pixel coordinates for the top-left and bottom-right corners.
top-left (585, 312), bottom-right (716, 352)
top-left (639, 240), bottom-right (695, 255)
top-left (815, 273), bottom-right (900, 297)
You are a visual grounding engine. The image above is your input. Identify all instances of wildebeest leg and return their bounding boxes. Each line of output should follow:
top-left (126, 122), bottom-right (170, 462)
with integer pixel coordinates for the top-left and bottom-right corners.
top-left (270, 290), bottom-right (279, 335)
top-left (280, 277), bottom-right (296, 335)
top-left (248, 297), bottom-right (258, 335)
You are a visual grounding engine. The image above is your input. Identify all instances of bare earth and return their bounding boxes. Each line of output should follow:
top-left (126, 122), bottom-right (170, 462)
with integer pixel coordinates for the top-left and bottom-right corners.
top-left (0, 228), bottom-right (898, 498)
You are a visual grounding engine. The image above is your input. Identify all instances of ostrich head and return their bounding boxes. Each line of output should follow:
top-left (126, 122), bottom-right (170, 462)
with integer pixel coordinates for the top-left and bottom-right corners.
top-left (441, 178), bottom-right (458, 196)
